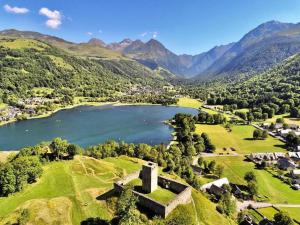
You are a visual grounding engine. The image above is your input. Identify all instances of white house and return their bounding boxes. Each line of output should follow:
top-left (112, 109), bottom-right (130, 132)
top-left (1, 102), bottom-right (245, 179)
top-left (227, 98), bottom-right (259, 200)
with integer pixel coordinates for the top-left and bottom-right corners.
top-left (200, 178), bottom-right (229, 192)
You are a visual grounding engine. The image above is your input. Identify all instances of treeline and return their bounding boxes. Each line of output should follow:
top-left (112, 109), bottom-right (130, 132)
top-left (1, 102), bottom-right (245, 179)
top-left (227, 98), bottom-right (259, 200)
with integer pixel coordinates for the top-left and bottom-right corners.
top-left (0, 138), bottom-right (81, 196)
top-left (198, 111), bottom-right (227, 124)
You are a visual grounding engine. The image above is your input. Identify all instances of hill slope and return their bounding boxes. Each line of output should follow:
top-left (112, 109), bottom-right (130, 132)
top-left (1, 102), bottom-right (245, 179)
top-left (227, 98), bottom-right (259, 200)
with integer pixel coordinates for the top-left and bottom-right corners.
top-left (198, 21), bottom-right (300, 79)
top-left (0, 36), bottom-right (174, 103)
top-left (0, 155), bottom-right (234, 225)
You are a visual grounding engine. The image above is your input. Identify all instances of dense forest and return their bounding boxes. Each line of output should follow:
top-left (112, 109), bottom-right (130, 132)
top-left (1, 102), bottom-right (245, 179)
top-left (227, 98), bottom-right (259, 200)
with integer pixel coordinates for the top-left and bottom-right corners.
top-left (0, 37), bottom-right (175, 107)
top-left (182, 54), bottom-right (300, 121)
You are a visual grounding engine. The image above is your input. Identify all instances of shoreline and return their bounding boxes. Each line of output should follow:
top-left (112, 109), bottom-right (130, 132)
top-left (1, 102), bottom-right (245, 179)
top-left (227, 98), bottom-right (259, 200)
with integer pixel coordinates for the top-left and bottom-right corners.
top-left (0, 101), bottom-right (196, 128)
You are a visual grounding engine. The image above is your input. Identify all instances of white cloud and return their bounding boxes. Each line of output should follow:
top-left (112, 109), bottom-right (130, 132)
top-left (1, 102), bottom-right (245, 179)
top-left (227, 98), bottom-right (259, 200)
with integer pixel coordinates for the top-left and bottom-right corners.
top-left (152, 31), bottom-right (158, 39)
top-left (140, 32), bottom-right (148, 37)
top-left (39, 7), bottom-right (62, 29)
top-left (4, 4), bottom-right (29, 14)
top-left (87, 32), bottom-right (93, 36)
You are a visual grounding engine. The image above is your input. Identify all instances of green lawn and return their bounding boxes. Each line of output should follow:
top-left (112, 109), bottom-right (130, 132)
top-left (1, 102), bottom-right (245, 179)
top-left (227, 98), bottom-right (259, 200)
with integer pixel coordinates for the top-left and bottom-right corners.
top-left (279, 208), bottom-right (300, 222)
top-left (146, 186), bottom-right (177, 204)
top-left (256, 207), bottom-right (300, 222)
top-left (0, 156), bottom-right (143, 225)
top-left (257, 207), bottom-right (279, 220)
top-left (177, 97), bottom-right (202, 109)
top-left (266, 113), bottom-right (300, 126)
top-left (205, 157), bottom-right (300, 204)
top-left (195, 124), bottom-right (286, 154)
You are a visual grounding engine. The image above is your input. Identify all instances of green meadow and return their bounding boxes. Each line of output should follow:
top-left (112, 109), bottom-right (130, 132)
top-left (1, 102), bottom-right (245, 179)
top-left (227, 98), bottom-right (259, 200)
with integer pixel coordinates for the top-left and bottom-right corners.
top-left (195, 124), bottom-right (285, 154)
top-left (205, 156), bottom-right (300, 204)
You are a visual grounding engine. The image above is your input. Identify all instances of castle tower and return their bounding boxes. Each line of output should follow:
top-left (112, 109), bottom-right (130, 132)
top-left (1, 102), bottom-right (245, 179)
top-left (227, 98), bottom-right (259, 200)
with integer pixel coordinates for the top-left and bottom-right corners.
top-left (142, 162), bottom-right (158, 193)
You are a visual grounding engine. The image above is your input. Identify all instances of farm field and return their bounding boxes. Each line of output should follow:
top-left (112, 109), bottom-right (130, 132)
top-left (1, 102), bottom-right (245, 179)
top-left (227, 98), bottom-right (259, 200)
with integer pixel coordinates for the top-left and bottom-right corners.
top-left (205, 156), bottom-right (300, 204)
top-left (177, 97), bottom-right (202, 109)
top-left (255, 207), bottom-right (300, 222)
top-left (195, 124), bottom-right (286, 154)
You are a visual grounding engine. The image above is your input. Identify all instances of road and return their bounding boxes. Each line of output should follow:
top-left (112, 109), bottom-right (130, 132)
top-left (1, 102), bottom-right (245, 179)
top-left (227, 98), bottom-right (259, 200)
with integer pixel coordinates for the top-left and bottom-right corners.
top-left (237, 200), bottom-right (300, 212)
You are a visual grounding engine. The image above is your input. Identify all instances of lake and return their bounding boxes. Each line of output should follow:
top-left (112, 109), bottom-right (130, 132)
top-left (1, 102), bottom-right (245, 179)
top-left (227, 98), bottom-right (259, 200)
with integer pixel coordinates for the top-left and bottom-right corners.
top-left (0, 105), bottom-right (197, 150)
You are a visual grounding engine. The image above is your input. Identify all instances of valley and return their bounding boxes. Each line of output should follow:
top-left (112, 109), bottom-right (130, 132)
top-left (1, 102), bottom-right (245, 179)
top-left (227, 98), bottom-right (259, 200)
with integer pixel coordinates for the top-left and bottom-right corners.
top-left (1, 8), bottom-right (300, 225)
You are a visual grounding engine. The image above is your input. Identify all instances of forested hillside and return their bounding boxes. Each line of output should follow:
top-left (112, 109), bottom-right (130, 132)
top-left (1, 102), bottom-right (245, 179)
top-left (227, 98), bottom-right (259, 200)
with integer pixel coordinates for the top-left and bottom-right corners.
top-left (200, 54), bottom-right (300, 120)
top-left (0, 37), bottom-right (173, 106)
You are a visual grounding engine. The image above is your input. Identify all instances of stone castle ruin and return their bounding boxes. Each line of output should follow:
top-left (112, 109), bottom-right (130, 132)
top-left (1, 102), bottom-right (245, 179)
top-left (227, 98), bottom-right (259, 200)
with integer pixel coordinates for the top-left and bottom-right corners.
top-left (142, 162), bottom-right (158, 193)
top-left (114, 162), bottom-right (192, 218)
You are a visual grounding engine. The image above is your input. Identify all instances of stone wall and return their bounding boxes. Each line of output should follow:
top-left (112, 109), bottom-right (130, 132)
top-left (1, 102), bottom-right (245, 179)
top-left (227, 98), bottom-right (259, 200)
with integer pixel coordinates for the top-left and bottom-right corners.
top-left (165, 186), bottom-right (192, 216)
top-left (158, 176), bottom-right (188, 193)
top-left (113, 170), bottom-right (192, 218)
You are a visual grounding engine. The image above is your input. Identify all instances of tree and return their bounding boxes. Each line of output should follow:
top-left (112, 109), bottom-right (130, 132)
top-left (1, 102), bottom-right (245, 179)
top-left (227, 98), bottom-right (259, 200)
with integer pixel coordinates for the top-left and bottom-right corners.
top-left (0, 163), bottom-right (16, 196)
top-left (197, 157), bottom-right (204, 167)
top-left (117, 187), bottom-right (141, 225)
top-left (247, 181), bottom-right (258, 197)
top-left (215, 165), bottom-right (224, 178)
top-left (244, 171), bottom-right (256, 183)
top-left (50, 138), bottom-right (69, 160)
top-left (274, 211), bottom-right (294, 225)
top-left (217, 192), bottom-right (236, 216)
top-left (208, 160), bottom-right (216, 174)
top-left (253, 129), bottom-right (262, 140)
top-left (262, 130), bottom-right (268, 139)
top-left (67, 144), bottom-right (81, 159)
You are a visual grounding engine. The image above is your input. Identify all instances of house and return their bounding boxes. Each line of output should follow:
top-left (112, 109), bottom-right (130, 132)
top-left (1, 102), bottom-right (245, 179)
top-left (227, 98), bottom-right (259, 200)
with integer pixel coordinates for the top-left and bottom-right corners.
top-left (262, 123), bottom-right (270, 129)
top-left (273, 152), bottom-right (286, 159)
top-left (277, 158), bottom-right (296, 170)
top-left (259, 218), bottom-right (273, 225)
top-left (288, 124), bottom-right (299, 130)
top-left (231, 184), bottom-right (242, 195)
top-left (288, 152), bottom-right (300, 160)
top-left (291, 169), bottom-right (300, 178)
top-left (209, 184), bottom-right (227, 196)
top-left (292, 184), bottom-right (300, 190)
top-left (275, 123), bottom-right (283, 130)
top-left (249, 153), bottom-right (276, 162)
top-left (200, 178), bottom-right (229, 192)
top-left (279, 129), bottom-right (292, 137)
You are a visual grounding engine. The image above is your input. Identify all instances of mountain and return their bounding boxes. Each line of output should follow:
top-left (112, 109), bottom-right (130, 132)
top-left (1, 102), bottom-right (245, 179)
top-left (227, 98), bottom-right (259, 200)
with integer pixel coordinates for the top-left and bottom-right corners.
top-left (197, 20), bottom-right (300, 78)
top-left (107, 38), bottom-right (135, 52)
top-left (87, 38), bottom-right (106, 47)
top-left (114, 38), bottom-right (233, 77)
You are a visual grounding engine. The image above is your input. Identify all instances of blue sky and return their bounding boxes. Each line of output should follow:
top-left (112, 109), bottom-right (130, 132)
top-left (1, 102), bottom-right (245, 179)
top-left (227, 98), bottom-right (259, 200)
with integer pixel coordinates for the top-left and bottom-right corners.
top-left (1, 0), bottom-right (300, 54)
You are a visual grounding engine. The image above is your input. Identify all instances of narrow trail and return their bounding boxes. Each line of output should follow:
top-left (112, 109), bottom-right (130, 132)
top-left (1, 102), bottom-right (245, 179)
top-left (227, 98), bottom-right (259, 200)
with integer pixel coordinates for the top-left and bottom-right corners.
top-left (191, 197), bottom-right (200, 225)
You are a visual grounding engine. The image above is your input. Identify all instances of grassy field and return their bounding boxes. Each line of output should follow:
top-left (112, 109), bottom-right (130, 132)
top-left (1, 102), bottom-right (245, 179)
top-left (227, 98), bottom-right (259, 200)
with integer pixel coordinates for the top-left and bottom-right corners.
top-left (255, 207), bottom-right (300, 222)
top-left (279, 208), bottom-right (300, 221)
top-left (0, 155), bottom-right (142, 225)
top-left (0, 155), bottom-right (234, 225)
top-left (177, 97), bottom-right (202, 109)
top-left (205, 156), bottom-right (300, 204)
top-left (266, 113), bottom-right (300, 126)
top-left (0, 38), bottom-right (48, 50)
top-left (257, 207), bottom-right (279, 220)
top-left (195, 124), bottom-right (285, 154)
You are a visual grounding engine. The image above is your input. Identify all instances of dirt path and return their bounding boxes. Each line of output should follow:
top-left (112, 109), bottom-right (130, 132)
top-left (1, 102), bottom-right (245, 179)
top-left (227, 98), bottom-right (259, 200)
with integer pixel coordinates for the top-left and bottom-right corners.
top-left (191, 196), bottom-right (200, 225)
top-left (237, 200), bottom-right (300, 212)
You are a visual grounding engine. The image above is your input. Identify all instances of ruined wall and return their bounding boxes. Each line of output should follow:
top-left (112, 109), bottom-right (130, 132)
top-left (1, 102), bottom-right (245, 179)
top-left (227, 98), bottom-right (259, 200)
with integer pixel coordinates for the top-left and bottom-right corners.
top-left (113, 170), bottom-right (192, 218)
top-left (158, 176), bottom-right (188, 193)
top-left (165, 186), bottom-right (192, 216)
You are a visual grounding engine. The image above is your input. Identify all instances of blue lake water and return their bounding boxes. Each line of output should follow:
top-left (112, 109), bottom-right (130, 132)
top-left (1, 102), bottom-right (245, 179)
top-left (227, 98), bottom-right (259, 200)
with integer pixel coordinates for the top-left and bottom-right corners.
top-left (0, 105), bottom-right (197, 150)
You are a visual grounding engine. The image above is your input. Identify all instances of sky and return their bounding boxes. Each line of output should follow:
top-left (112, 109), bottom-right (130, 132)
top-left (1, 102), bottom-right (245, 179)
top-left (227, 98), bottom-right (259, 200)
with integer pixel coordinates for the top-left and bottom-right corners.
top-left (1, 0), bottom-right (300, 55)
